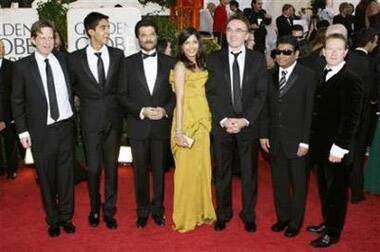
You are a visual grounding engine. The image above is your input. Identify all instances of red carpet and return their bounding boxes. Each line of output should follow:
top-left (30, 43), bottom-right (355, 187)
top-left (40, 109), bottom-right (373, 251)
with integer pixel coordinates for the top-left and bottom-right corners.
top-left (1, 158), bottom-right (379, 251)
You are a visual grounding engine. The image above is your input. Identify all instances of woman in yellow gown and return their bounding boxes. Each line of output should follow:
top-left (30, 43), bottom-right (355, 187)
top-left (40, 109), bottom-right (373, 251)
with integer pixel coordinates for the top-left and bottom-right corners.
top-left (171, 27), bottom-right (216, 232)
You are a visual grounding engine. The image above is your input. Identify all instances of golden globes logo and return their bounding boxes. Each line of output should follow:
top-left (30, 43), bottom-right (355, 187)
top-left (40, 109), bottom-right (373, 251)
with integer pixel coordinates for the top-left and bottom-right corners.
top-left (0, 23), bottom-right (34, 60)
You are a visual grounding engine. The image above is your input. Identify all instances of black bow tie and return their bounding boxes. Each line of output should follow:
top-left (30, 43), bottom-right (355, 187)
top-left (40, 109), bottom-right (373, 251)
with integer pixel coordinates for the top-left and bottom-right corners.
top-left (142, 52), bottom-right (157, 59)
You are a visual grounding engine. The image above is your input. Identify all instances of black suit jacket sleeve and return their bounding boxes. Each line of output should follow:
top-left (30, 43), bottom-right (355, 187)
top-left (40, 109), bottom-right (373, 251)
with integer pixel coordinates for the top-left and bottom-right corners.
top-left (244, 52), bottom-right (268, 124)
top-left (258, 71), bottom-right (271, 139)
top-left (11, 60), bottom-right (27, 134)
top-left (118, 58), bottom-right (143, 118)
top-left (301, 71), bottom-right (317, 144)
top-left (335, 75), bottom-right (363, 148)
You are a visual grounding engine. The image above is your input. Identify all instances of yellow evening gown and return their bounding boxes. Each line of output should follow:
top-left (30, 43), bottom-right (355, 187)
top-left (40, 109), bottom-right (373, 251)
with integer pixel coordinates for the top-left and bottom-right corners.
top-left (170, 69), bottom-right (216, 233)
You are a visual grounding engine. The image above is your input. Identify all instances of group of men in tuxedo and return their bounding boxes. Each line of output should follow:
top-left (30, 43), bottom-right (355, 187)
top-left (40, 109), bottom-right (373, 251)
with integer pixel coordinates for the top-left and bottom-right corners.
top-left (5, 10), bottom-right (369, 249)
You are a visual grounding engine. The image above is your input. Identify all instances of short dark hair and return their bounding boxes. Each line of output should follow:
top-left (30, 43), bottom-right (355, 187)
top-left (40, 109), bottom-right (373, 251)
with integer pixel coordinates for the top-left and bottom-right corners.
top-left (355, 28), bottom-right (378, 47)
top-left (282, 4), bottom-right (293, 12)
top-left (134, 19), bottom-right (158, 38)
top-left (177, 27), bottom-right (206, 71)
top-left (291, 24), bottom-right (304, 32)
top-left (324, 33), bottom-right (348, 48)
top-left (227, 15), bottom-right (250, 31)
top-left (277, 35), bottom-right (300, 51)
top-left (30, 20), bottom-right (55, 39)
top-left (84, 12), bottom-right (109, 37)
top-left (230, 0), bottom-right (239, 8)
top-left (316, 20), bottom-right (330, 29)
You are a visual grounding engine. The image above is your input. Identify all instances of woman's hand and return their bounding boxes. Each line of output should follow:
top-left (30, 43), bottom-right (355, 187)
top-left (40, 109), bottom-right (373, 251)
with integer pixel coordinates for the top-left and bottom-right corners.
top-left (175, 133), bottom-right (189, 148)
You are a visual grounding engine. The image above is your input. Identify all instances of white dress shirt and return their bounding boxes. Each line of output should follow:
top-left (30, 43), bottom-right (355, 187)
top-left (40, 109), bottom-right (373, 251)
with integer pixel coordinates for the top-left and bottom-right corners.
top-left (325, 61), bottom-right (345, 81)
top-left (139, 49), bottom-right (158, 120)
top-left (220, 46), bottom-right (249, 127)
top-left (86, 45), bottom-right (110, 83)
top-left (0, 58), bottom-right (3, 68)
top-left (19, 51), bottom-right (73, 139)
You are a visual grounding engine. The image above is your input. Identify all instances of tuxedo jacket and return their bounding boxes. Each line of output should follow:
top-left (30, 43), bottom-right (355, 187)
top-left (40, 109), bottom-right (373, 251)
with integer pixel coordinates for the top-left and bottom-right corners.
top-left (0, 59), bottom-right (13, 124)
top-left (310, 64), bottom-right (363, 165)
top-left (276, 15), bottom-right (293, 38)
top-left (68, 46), bottom-right (124, 132)
top-left (11, 52), bottom-right (74, 149)
top-left (260, 63), bottom-right (316, 158)
top-left (206, 49), bottom-right (268, 138)
top-left (118, 51), bottom-right (176, 140)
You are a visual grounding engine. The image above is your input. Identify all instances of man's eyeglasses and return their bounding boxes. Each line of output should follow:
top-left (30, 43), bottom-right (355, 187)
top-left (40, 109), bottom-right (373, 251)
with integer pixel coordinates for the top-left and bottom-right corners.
top-left (274, 49), bottom-right (294, 56)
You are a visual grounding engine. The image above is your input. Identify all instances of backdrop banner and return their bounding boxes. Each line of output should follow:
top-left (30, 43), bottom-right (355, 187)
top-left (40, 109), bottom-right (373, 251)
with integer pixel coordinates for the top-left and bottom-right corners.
top-left (0, 8), bottom-right (38, 61)
top-left (67, 7), bottom-right (141, 56)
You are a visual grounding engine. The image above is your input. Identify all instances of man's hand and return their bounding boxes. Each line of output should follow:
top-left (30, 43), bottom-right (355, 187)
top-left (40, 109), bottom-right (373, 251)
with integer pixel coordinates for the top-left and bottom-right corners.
top-left (329, 153), bottom-right (343, 163)
top-left (259, 138), bottom-right (270, 153)
top-left (142, 107), bottom-right (166, 120)
top-left (297, 146), bottom-right (309, 157)
top-left (225, 118), bottom-right (248, 134)
top-left (20, 136), bottom-right (32, 149)
top-left (0, 122), bottom-right (6, 131)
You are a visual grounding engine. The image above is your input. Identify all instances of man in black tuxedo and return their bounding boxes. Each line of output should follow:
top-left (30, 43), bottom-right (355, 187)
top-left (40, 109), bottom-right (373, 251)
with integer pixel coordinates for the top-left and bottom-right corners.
top-left (206, 15), bottom-right (267, 233)
top-left (11, 20), bottom-right (75, 237)
top-left (118, 19), bottom-right (175, 228)
top-left (308, 34), bottom-right (363, 248)
top-left (69, 12), bottom-right (124, 229)
top-left (276, 4), bottom-right (294, 38)
top-left (346, 28), bottom-right (378, 204)
top-left (243, 0), bottom-right (272, 53)
top-left (260, 36), bottom-right (316, 238)
top-left (0, 40), bottom-right (18, 180)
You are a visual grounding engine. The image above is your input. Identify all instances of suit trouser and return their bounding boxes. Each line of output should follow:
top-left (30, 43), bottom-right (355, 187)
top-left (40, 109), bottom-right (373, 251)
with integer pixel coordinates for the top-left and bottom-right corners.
top-left (270, 145), bottom-right (306, 229)
top-left (83, 123), bottom-right (121, 217)
top-left (130, 138), bottom-right (168, 218)
top-left (0, 123), bottom-right (18, 176)
top-left (32, 119), bottom-right (75, 225)
top-left (213, 134), bottom-right (259, 222)
top-left (316, 160), bottom-right (350, 238)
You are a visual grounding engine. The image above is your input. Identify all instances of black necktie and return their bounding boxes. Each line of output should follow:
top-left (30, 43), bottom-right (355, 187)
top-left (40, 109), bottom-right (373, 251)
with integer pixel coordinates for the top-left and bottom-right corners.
top-left (322, 68), bottom-right (332, 82)
top-left (94, 52), bottom-right (105, 88)
top-left (45, 58), bottom-right (59, 121)
top-left (279, 70), bottom-right (288, 91)
top-left (232, 51), bottom-right (242, 114)
top-left (142, 52), bottom-right (157, 59)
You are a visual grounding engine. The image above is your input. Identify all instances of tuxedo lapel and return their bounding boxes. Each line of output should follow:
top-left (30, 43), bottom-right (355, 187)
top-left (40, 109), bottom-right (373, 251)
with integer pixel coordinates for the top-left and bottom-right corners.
top-left (279, 64), bottom-right (299, 97)
top-left (30, 55), bottom-right (47, 101)
top-left (272, 67), bottom-right (279, 90)
top-left (136, 52), bottom-right (151, 95)
top-left (152, 53), bottom-right (163, 96)
top-left (80, 48), bottom-right (100, 88)
top-left (221, 50), bottom-right (232, 96)
top-left (104, 46), bottom-right (115, 88)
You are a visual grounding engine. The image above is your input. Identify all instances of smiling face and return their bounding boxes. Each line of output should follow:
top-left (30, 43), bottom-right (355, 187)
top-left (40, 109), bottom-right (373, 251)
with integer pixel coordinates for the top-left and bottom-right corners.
top-left (137, 26), bottom-right (158, 52)
top-left (275, 43), bottom-right (299, 68)
top-left (181, 34), bottom-right (199, 62)
top-left (32, 27), bottom-right (54, 57)
top-left (226, 19), bottom-right (249, 50)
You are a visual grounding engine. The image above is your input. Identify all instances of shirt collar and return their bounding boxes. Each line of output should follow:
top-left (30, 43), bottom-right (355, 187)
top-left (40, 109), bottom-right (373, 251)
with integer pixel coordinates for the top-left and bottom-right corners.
top-left (326, 60), bottom-right (346, 72)
top-left (228, 46), bottom-right (246, 55)
top-left (279, 61), bottom-right (297, 74)
top-left (355, 47), bottom-right (368, 55)
top-left (141, 49), bottom-right (157, 56)
top-left (87, 44), bottom-right (107, 55)
top-left (34, 50), bottom-right (53, 62)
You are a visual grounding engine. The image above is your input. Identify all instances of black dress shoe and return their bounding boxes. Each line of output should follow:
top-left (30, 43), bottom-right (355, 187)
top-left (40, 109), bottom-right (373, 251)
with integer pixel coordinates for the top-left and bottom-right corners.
top-left (271, 221), bottom-right (288, 232)
top-left (48, 224), bottom-right (60, 237)
top-left (284, 226), bottom-right (300, 238)
top-left (60, 222), bottom-right (76, 234)
top-left (152, 215), bottom-right (165, 226)
top-left (104, 216), bottom-right (118, 229)
top-left (306, 223), bottom-right (325, 234)
top-left (88, 212), bottom-right (100, 227)
top-left (6, 173), bottom-right (16, 180)
top-left (244, 221), bottom-right (256, 233)
top-left (136, 216), bottom-right (148, 229)
top-left (214, 220), bottom-right (227, 231)
top-left (310, 234), bottom-right (339, 248)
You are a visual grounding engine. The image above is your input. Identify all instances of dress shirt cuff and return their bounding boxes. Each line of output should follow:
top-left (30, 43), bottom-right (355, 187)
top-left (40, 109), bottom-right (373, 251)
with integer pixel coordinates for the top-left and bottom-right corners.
top-left (299, 143), bottom-right (309, 149)
top-left (139, 108), bottom-right (145, 120)
top-left (19, 131), bottom-right (30, 140)
top-left (220, 118), bottom-right (228, 128)
top-left (242, 118), bottom-right (250, 127)
top-left (330, 143), bottom-right (349, 158)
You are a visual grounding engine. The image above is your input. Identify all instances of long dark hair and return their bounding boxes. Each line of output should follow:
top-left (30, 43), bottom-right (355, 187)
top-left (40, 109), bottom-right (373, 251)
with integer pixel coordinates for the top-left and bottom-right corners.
top-left (177, 27), bottom-right (206, 71)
